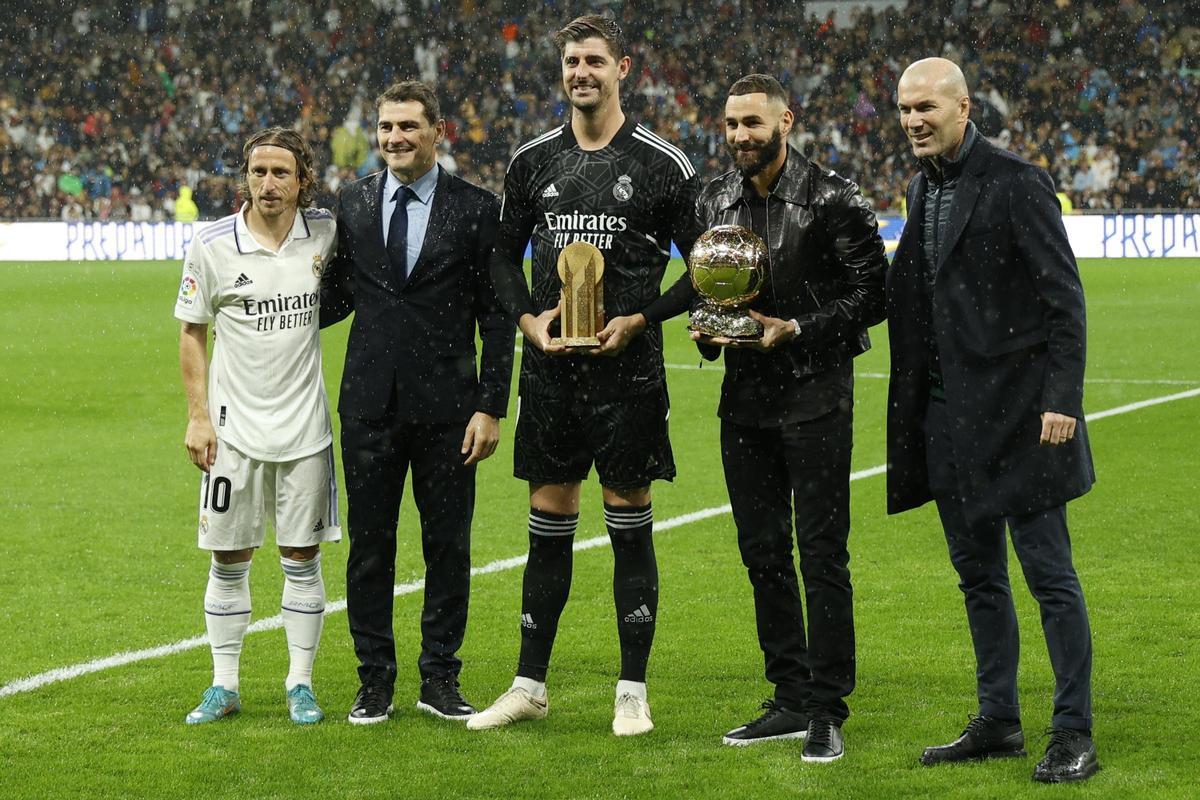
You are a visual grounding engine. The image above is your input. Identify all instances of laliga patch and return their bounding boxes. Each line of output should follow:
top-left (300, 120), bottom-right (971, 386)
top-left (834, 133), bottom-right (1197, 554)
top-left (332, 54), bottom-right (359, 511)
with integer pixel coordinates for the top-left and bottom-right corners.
top-left (178, 275), bottom-right (199, 306)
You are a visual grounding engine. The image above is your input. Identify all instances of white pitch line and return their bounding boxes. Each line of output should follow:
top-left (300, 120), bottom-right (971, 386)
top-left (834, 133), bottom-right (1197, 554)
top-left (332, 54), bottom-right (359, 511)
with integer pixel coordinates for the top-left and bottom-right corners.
top-left (1, 388), bottom-right (1196, 700)
top-left (516, 345), bottom-right (1193, 385)
top-left (627, 364), bottom-right (1198, 386)
top-left (1082, 386), bottom-right (1200, 421)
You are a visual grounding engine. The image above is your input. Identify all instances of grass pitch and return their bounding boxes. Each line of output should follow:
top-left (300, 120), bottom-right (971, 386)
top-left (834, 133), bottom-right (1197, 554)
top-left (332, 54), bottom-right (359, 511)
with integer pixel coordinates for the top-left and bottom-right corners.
top-left (0, 258), bottom-right (1197, 799)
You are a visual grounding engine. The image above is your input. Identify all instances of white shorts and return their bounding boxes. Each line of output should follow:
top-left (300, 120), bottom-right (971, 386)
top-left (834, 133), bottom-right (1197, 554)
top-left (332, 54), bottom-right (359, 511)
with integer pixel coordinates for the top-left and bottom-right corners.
top-left (197, 441), bottom-right (342, 551)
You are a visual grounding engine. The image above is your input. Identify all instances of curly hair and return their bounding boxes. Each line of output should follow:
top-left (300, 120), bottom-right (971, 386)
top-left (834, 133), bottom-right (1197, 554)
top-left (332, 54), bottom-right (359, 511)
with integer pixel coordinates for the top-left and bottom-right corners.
top-left (237, 127), bottom-right (316, 208)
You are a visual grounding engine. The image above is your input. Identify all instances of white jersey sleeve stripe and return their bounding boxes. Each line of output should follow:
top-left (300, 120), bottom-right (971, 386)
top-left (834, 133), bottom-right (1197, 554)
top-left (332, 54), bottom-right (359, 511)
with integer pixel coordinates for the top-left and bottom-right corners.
top-left (507, 126), bottom-right (565, 171)
top-left (198, 216), bottom-right (238, 244)
top-left (633, 127), bottom-right (696, 179)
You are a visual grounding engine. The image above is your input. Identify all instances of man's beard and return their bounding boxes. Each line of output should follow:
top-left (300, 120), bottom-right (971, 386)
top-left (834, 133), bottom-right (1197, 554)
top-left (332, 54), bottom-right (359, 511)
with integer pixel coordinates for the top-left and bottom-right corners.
top-left (567, 80), bottom-right (608, 113)
top-left (729, 127), bottom-right (784, 178)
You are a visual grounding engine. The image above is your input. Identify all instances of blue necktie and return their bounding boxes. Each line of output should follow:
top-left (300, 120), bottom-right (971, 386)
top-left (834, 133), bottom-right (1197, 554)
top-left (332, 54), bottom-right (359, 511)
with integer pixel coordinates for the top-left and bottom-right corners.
top-left (387, 186), bottom-right (415, 282)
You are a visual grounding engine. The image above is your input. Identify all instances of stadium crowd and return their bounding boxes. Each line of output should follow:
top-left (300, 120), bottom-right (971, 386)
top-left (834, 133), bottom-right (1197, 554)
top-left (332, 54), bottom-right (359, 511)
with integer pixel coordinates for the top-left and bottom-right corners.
top-left (1, 0), bottom-right (1196, 220)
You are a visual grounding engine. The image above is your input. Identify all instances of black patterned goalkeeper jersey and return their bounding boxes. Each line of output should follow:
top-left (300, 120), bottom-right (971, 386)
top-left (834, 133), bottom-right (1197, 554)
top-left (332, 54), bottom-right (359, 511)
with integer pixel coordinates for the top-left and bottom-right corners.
top-left (490, 116), bottom-right (702, 399)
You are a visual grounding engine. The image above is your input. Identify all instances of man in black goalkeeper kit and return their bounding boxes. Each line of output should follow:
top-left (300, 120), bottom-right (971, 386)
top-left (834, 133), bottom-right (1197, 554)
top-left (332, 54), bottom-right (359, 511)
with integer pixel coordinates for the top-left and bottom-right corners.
top-left (467, 14), bottom-right (701, 737)
top-left (691, 74), bottom-right (886, 763)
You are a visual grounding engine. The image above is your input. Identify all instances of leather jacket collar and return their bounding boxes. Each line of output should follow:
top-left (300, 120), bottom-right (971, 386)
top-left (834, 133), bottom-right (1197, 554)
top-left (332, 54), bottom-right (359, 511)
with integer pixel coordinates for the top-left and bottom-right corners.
top-left (711, 144), bottom-right (813, 211)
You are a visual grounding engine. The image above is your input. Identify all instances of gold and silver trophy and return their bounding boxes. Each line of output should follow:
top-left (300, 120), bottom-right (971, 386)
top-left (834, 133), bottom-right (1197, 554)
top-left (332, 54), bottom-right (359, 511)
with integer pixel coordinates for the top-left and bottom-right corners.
top-left (550, 241), bottom-right (606, 348)
top-left (688, 225), bottom-right (767, 340)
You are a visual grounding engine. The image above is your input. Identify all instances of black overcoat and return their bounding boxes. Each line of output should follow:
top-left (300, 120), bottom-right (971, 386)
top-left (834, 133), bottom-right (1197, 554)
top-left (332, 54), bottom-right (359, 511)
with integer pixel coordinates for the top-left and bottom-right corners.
top-left (885, 136), bottom-right (1095, 523)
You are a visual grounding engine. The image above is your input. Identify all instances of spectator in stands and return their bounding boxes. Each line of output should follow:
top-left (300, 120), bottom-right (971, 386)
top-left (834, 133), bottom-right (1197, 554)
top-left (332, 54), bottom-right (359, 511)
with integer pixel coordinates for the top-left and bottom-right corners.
top-left (175, 186), bottom-right (200, 222)
top-left (0, 0), bottom-right (1195, 219)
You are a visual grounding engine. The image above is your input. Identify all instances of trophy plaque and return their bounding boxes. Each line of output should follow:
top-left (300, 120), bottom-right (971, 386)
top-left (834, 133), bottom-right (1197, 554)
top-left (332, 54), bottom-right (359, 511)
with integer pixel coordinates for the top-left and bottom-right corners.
top-left (688, 225), bottom-right (767, 340)
top-left (550, 241), bottom-right (605, 348)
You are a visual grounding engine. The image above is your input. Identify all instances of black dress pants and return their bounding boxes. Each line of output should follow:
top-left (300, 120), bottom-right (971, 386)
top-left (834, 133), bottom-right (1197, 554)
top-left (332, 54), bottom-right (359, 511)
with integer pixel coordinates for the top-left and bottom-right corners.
top-left (721, 403), bottom-right (855, 723)
top-left (341, 414), bottom-right (475, 689)
top-left (925, 397), bottom-right (1093, 730)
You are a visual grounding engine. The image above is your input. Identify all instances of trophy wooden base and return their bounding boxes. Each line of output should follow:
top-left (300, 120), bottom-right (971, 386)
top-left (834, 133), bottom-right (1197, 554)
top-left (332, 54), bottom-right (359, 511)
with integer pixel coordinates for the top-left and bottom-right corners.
top-left (549, 336), bottom-right (601, 349)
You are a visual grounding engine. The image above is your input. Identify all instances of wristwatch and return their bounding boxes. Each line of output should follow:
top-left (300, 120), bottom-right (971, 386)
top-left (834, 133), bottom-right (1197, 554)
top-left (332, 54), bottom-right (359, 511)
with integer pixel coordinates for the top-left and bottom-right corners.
top-left (789, 318), bottom-right (801, 339)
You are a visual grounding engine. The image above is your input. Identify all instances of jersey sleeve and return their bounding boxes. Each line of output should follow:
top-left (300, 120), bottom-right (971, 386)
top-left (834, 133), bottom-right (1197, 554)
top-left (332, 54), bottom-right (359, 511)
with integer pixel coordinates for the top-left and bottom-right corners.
top-left (641, 172), bottom-right (703, 324)
top-left (315, 210), bottom-right (338, 264)
top-left (488, 153), bottom-right (538, 321)
top-left (173, 238), bottom-right (216, 324)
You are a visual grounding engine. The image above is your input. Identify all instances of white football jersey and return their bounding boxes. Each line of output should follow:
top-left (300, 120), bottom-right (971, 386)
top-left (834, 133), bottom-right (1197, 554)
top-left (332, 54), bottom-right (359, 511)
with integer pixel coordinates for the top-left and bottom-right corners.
top-left (175, 204), bottom-right (337, 462)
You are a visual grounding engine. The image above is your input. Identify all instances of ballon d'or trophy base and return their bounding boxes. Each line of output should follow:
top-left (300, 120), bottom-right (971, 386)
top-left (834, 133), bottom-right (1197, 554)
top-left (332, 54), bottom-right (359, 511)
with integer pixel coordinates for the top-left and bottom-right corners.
top-left (550, 241), bottom-right (605, 349)
top-left (689, 305), bottom-right (765, 340)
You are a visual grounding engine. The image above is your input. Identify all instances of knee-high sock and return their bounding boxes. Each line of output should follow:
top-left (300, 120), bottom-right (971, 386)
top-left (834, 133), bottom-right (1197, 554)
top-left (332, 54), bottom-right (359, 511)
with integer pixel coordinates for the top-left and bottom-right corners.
top-left (606, 503), bottom-right (657, 683)
top-left (516, 509), bottom-right (578, 682)
top-left (281, 553), bottom-right (325, 691)
top-left (204, 557), bottom-right (252, 692)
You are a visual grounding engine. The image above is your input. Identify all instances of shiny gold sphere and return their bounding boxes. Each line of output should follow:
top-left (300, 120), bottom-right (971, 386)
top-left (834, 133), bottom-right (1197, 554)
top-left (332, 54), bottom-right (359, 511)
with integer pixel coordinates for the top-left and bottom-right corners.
top-left (688, 225), bottom-right (766, 308)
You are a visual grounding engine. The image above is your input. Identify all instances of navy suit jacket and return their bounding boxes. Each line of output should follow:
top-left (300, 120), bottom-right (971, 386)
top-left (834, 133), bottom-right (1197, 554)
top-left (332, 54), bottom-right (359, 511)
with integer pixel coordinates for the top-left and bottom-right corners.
top-left (322, 168), bottom-right (514, 424)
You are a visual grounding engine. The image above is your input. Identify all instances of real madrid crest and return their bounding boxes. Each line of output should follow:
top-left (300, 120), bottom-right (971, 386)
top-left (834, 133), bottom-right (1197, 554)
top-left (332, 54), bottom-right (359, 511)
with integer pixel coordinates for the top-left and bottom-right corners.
top-left (312, 253), bottom-right (324, 277)
top-left (613, 174), bottom-right (634, 202)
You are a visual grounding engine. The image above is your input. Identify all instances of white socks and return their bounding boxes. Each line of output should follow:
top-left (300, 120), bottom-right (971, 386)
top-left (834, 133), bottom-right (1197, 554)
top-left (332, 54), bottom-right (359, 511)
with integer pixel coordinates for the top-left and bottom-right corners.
top-left (280, 554), bottom-right (325, 691)
top-left (204, 558), bottom-right (252, 692)
top-left (616, 680), bottom-right (647, 701)
top-left (512, 676), bottom-right (547, 699)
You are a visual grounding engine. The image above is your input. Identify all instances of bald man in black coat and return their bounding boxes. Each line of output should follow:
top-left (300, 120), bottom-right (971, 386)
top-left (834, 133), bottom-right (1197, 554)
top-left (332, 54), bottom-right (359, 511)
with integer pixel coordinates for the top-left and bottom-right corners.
top-left (887, 57), bottom-right (1099, 784)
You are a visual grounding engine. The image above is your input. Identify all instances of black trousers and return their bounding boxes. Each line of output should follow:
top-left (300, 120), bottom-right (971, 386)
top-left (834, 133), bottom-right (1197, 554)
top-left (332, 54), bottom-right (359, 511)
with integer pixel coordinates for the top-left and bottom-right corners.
top-left (721, 403), bottom-right (855, 723)
top-left (341, 414), bottom-right (475, 689)
top-left (925, 397), bottom-right (1093, 730)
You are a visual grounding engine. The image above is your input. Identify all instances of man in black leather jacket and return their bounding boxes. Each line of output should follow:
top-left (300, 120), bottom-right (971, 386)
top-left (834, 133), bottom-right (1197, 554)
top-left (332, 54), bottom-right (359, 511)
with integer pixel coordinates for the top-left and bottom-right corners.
top-left (689, 74), bottom-right (886, 762)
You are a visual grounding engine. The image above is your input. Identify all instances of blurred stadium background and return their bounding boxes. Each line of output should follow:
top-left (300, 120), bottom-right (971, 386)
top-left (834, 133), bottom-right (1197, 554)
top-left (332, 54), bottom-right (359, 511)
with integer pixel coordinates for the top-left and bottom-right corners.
top-left (1, 0), bottom-right (1196, 222)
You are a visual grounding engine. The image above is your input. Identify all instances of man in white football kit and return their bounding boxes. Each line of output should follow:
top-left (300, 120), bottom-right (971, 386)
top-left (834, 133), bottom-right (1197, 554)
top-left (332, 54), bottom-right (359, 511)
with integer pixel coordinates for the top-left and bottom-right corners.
top-left (175, 128), bottom-right (340, 725)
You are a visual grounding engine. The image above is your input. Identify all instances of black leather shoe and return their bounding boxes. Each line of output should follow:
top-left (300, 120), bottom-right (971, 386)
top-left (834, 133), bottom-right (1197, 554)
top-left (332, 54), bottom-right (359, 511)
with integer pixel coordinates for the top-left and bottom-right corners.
top-left (920, 715), bottom-right (1026, 765)
top-left (721, 700), bottom-right (809, 746)
top-left (1032, 729), bottom-right (1100, 783)
top-left (801, 719), bottom-right (845, 763)
top-left (348, 683), bottom-right (393, 725)
top-left (416, 677), bottom-right (477, 720)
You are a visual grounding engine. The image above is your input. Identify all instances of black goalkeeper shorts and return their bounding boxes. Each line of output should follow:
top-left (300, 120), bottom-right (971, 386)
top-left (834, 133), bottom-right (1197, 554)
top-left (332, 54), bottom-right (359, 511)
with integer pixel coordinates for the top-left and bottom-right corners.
top-left (513, 388), bottom-right (675, 490)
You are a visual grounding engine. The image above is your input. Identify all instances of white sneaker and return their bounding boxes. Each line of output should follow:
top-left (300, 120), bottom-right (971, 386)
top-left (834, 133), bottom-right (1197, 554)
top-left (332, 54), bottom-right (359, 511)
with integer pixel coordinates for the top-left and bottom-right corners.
top-left (466, 687), bottom-right (548, 730)
top-left (612, 692), bottom-right (654, 736)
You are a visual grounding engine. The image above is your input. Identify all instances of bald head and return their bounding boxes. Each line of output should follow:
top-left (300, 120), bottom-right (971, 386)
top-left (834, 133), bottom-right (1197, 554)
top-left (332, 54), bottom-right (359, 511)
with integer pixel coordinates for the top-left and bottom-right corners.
top-left (897, 58), bottom-right (971, 160)
top-left (900, 58), bottom-right (969, 101)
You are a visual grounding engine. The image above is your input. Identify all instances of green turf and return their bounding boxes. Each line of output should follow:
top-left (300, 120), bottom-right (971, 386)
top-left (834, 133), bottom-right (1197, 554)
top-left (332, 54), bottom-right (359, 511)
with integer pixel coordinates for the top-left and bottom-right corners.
top-left (0, 259), bottom-right (1197, 798)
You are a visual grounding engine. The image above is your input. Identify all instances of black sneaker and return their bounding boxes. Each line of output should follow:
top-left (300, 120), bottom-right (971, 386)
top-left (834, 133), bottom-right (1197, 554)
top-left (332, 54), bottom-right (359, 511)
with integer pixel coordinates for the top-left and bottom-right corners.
top-left (416, 677), bottom-right (477, 720)
top-left (348, 684), bottom-right (393, 725)
top-left (920, 714), bottom-right (1026, 766)
top-left (801, 719), bottom-right (845, 763)
top-left (1032, 728), bottom-right (1100, 783)
top-left (721, 700), bottom-right (809, 746)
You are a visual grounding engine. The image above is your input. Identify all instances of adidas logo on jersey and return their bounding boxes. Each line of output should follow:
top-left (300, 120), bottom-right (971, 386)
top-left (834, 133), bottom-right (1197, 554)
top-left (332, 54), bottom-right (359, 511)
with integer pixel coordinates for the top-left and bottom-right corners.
top-left (541, 183), bottom-right (560, 199)
top-left (234, 273), bottom-right (254, 288)
top-left (624, 604), bottom-right (654, 623)
top-left (520, 612), bottom-right (538, 630)
top-left (312, 518), bottom-right (324, 532)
